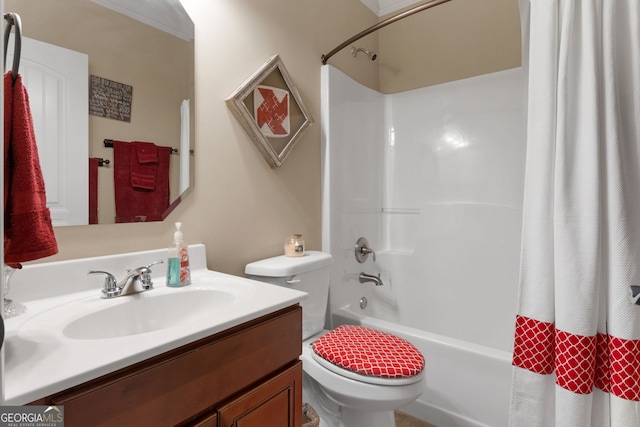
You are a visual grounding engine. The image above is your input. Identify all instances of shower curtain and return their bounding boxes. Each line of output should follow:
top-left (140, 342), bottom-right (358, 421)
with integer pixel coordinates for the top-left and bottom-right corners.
top-left (510, 0), bottom-right (640, 426)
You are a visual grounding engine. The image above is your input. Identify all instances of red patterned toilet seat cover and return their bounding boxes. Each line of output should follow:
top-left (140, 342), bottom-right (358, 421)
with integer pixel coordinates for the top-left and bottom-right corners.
top-left (311, 325), bottom-right (425, 379)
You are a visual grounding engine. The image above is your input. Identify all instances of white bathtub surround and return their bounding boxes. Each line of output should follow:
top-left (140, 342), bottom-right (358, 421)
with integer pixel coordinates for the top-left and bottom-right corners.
top-left (511, 1), bottom-right (640, 426)
top-left (321, 64), bottom-right (525, 427)
top-left (3, 245), bottom-right (306, 404)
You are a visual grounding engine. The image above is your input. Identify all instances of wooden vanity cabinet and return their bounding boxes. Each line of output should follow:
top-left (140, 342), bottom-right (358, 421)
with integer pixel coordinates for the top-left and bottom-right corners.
top-left (29, 305), bottom-right (303, 427)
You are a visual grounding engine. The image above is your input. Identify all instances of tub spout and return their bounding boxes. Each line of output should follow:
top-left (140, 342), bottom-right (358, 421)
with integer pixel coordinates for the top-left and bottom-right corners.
top-left (359, 272), bottom-right (383, 286)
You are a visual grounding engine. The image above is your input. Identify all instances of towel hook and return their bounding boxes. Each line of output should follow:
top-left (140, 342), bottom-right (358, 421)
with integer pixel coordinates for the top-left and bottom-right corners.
top-left (3, 13), bottom-right (22, 83)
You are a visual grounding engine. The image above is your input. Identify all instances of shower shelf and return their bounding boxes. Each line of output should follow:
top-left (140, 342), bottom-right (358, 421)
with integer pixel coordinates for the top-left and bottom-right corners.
top-left (380, 208), bottom-right (420, 214)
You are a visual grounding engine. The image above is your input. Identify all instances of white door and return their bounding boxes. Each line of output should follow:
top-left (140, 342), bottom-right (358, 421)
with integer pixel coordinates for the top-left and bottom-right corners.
top-left (8, 35), bottom-right (89, 226)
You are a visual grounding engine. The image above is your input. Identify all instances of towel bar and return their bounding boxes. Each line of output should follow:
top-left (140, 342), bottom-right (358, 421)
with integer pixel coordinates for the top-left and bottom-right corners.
top-left (103, 139), bottom-right (181, 154)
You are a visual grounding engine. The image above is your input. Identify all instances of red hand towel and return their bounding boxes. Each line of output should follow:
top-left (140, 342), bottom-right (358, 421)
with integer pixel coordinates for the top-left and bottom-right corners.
top-left (89, 157), bottom-right (99, 224)
top-left (130, 141), bottom-right (158, 190)
top-left (130, 171), bottom-right (156, 191)
top-left (4, 71), bottom-right (58, 268)
top-left (135, 141), bottom-right (158, 164)
top-left (113, 141), bottom-right (170, 223)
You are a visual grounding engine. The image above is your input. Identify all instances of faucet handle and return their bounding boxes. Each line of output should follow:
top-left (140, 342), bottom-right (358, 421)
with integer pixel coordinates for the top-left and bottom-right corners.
top-left (145, 260), bottom-right (164, 271)
top-left (365, 246), bottom-right (376, 262)
top-left (138, 260), bottom-right (164, 290)
top-left (125, 260), bottom-right (161, 276)
top-left (355, 237), bottom-right (376, 263)
top-left (88, 270), bottom-right (119, 299)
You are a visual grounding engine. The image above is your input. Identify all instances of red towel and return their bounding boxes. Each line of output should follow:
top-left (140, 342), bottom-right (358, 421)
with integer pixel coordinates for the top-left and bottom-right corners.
top-left (130, 141), bottom-right (158, 190)
top-left (4, 71), bottom-right (58, 268)
top-left (89, 158), bottom-right (99, 224)
top-left (130, 171), bottom-right (156, 191)
top-left (135, 141), bottom-right (158, 164)
top-left (113, 140), bottom-right (170, 223)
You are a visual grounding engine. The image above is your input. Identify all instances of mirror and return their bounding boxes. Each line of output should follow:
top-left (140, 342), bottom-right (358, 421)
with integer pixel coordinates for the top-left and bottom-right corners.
top-left (4, 0), bottom-right (195, 225)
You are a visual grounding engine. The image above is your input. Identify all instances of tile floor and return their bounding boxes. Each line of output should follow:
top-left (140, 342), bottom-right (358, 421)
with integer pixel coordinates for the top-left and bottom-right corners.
top-left (394, 411), bottom-right (436, 427)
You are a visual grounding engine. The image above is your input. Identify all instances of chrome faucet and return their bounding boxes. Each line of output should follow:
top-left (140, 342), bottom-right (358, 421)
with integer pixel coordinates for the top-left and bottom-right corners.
top-left (359, 272), bottom-right (384, 286)
top-left (88, 260), bottom-right (163, 298)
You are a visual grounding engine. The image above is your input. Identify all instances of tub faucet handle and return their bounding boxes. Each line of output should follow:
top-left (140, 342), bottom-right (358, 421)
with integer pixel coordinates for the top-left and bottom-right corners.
top-left (355, 237), bottom-right (376, 263)
top-left (363, 246), bottom-right (376, 262)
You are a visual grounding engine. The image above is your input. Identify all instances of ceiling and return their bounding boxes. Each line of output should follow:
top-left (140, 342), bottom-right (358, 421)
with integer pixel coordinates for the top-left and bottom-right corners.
top-left (360, 0), bottom-right (421, 16)
top-left (91, 0), bottom-right (194, 40)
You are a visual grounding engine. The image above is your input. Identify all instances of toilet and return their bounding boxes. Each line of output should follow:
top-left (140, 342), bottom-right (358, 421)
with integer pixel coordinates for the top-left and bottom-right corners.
top-left (245, 251), bottom-right (425, 427)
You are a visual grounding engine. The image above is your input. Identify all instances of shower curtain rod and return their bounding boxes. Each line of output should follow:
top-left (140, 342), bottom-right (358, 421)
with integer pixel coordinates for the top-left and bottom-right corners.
top-left (321, 0), bottom-right (453, 65)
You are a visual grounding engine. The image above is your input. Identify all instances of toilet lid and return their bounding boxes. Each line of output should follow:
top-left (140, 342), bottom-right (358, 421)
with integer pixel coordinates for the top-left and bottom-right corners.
top-left (311, 325), bottom-right (425, 380)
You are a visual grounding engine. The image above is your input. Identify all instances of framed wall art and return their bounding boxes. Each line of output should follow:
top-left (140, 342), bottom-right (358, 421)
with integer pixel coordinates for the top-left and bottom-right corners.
top-left (226, 55), bottom-right (313, 168)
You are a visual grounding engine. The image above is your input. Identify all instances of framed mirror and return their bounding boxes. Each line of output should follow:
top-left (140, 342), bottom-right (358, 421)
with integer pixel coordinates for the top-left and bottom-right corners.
top-left (4, 0), bottom-right (195, 225)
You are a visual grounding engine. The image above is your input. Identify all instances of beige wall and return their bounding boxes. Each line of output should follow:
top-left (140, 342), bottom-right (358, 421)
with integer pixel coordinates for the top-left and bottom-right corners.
top-left (379, 0), bottom-right (521, 93)
top-left (23, 0), bottom-right (520, 277)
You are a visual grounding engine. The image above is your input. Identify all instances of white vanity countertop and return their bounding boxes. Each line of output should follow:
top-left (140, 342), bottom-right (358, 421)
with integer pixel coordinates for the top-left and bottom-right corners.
top-left (3, 244), bottom-right (306, 405)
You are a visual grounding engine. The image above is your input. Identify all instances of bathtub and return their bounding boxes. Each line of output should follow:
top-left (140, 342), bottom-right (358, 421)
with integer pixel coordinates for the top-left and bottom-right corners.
top-left (332, 303), bottom-right (513, 427)
top-left (324, 204), bottom-right (520, 426)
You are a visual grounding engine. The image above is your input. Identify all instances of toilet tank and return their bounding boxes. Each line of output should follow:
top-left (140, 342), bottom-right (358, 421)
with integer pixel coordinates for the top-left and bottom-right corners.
top-left (245, 251), bottom-right (333, 339)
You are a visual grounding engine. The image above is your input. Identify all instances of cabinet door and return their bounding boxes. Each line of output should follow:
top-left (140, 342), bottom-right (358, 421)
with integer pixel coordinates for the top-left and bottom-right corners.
top-left (191, 413), bottom-right (217, 427)
top-left (218, 362), bottom-right (302, 427)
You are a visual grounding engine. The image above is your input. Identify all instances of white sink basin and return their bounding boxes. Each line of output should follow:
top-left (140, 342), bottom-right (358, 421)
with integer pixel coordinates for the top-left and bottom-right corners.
top-left (62, 288), bottom-right (238, 339)
top-left (15, 283), bottom-right (252, 342)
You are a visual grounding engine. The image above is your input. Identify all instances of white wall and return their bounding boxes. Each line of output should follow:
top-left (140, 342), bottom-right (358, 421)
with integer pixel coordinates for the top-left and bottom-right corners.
top-left (323, 65), bottom-right (526, 352)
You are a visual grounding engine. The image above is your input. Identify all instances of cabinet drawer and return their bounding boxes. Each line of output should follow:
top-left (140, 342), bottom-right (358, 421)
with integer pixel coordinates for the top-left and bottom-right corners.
top-left (39, 306), bottom-right (302, 427)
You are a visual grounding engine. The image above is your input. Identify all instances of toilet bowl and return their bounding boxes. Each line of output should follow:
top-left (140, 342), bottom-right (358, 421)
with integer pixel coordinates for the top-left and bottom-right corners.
top-left (302, 330), bottom-right (425, 427)
top-left (245, 251), bottom-right (425, 427)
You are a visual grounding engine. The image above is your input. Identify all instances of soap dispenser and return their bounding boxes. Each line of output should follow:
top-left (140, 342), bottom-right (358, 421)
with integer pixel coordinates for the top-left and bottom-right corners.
top-left (167, 222), bottom-right (191, 287)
